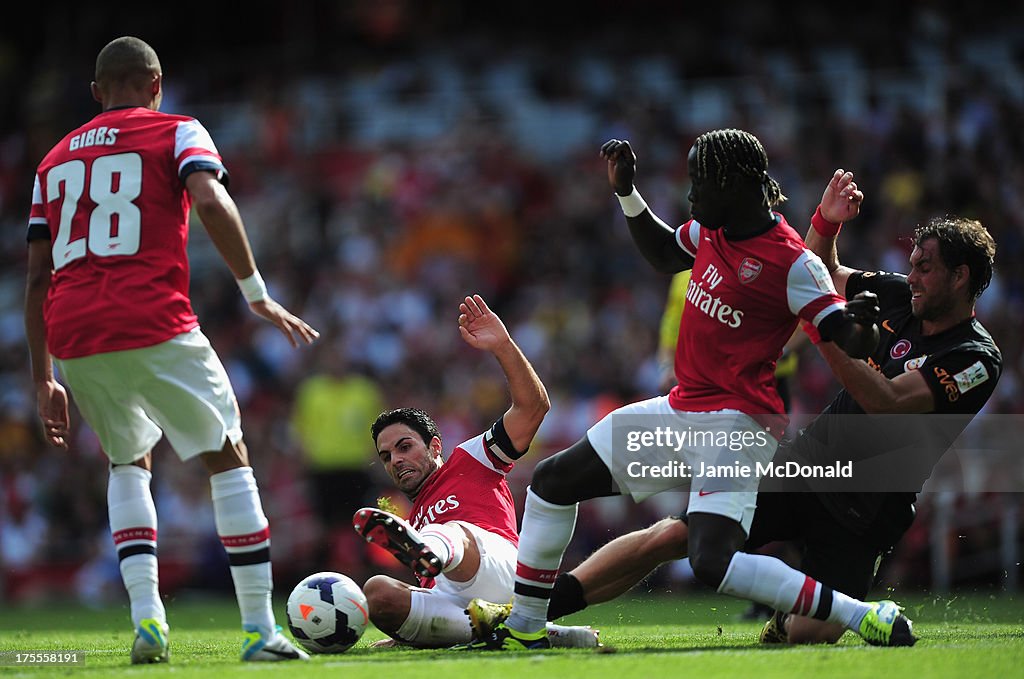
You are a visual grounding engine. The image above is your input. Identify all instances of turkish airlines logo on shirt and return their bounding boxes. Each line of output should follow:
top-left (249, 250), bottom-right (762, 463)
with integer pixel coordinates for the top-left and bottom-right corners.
top-left (738, 257), bottom-right (763, 284)
top-left (890, 339), bottom-right (912, 359)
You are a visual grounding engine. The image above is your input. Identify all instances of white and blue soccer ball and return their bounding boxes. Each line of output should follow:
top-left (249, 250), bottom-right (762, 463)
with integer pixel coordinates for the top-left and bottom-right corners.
top-left (286, 571), bottom-right (369, 654)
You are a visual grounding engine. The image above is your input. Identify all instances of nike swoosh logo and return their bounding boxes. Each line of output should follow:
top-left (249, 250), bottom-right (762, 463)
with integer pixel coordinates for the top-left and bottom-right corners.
top-left (260, 648), bottom-right (301, 659)
top-left (698, 490), bottom-right (720, 497)
top-left (881, 319), bottom-right (895, 333)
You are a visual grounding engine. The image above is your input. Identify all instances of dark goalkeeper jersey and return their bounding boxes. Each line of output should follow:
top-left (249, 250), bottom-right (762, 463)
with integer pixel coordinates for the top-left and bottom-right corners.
top-left (785, 270), bottom-right (1002, 536)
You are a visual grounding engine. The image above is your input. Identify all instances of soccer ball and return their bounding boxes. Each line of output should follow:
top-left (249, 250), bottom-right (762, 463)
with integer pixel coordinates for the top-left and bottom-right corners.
top-left (285, 571), bottom-right (369, 653)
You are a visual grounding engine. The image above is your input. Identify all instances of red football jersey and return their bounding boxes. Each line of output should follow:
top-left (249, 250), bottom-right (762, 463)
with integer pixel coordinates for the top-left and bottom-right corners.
top-left (407, 431), bottom-right (520, 551)
top-left (28, 107), bottom-right (227, 359)
top-left (668, 215), bottom-right (845, 436)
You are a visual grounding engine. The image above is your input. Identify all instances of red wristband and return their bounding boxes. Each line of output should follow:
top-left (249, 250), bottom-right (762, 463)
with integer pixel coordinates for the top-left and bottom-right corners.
top-left (811, 205), bottom-right (842, 238)
top-left (801, 320), bottom-right (822, 345)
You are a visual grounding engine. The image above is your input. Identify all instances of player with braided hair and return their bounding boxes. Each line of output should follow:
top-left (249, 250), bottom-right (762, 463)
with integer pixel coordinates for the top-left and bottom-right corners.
top-left (504, 208), bottom-right (999, 648)
top-left (691, 128), bottom-right (787, 209)
top-left (464, 129), bottom-right (916, 650)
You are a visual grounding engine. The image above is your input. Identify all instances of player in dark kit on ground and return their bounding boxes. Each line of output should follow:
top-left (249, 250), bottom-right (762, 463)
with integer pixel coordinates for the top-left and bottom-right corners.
top-left (463, 130), bottom-right (918, 651)
top-left (24, 36), bottom-right (317, 664)
top-left (507, 173), bottom-right (1002, 646)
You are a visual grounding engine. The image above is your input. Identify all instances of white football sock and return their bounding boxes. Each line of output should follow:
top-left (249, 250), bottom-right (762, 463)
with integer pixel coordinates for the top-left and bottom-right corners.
top-left (717, 551), bottom-right (871, 630)
top-left (108, 465), bottom-right (164, 628)
top-left (396, 590), bottom-right (473, 646)
top-left (420, 523), bottom-right (465, 572)
top-left (506, 487), bottom-right (578, 633)
top-left (545, 622), bottom-right (596, 647)
top-left (210, 466), bottom-right (275, 635)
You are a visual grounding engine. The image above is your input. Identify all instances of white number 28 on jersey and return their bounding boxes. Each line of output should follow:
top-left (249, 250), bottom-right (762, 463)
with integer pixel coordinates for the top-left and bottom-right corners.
top-left (47, 152), bottom-right (142, 270)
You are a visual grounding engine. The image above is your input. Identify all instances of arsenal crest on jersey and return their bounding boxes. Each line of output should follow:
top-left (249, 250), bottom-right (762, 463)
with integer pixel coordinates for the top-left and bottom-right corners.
top-left (738, 257), bottom-right (763, 284)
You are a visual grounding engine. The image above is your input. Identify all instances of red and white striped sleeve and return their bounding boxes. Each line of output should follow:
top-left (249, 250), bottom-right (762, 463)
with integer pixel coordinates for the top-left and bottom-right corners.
top-left (174, 119), bottom-right (227, 182)
top-left (674, 219), bottom-right (702, 258)
top-left (26, 174), bottom-right (49, 241)
top-left (787, 249), bottom-right (846, 326)
top-left (456, 430), bottom-right (514, 476)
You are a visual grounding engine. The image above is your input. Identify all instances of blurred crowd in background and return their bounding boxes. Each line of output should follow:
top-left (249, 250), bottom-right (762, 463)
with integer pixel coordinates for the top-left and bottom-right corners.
top-left (0, 1), bottom-right (1021, 608)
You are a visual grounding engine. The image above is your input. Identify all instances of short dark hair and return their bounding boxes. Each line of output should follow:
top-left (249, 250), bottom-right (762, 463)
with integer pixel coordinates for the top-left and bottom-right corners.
top-left (693, 128), bottom-right (787, 208)
top-left (914, 216), bottom-right (996, 301)
top-left (370, 408), bottom-right (441, 449)
top-left (95, 36), bottom-right (161, 87)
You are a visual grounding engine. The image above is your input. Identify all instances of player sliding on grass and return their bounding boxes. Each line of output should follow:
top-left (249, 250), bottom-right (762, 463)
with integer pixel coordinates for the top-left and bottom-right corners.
top-left (351, 294), bottom-right (599, 648)
top-left (463, 130), bottom-right (916, 650)
top-left (471, 204), bottom-right (1001, 646)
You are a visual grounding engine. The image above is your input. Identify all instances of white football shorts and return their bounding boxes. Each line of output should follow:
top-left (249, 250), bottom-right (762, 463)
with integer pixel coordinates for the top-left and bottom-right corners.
top-left (54, 327), bottom-right (243, 465)
top-left (587, 395), bottom-right (778, 533)
top-left (429, 521), bottom-right (517, 605)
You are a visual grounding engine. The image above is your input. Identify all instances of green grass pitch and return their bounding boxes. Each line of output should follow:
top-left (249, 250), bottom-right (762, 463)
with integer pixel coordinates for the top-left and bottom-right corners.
top-left (1, 590), bottom-right (1021, 677)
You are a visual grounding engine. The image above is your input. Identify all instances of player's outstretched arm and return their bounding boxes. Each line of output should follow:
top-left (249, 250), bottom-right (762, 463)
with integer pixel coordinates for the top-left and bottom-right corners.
top-left (810, 292), bottom-right (936, 414)
top-left (804, 169), bottom-right (864, 297)
top-left (24, 239), bottom-right (70, 449)
top-left (600, 139), bottom-right (694, 274)
top-left (458, 294), bottom-right (549, 453)
top-left (817, 340), bottom-right (936, 414)
top-left (186, 171), bottom-right (319, 348)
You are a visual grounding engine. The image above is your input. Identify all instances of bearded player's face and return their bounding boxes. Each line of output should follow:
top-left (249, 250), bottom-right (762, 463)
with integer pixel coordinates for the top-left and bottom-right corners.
top-left (907, 238), bottom-right (960, 321)
top-left (375, 423), bottom-right (441, 497)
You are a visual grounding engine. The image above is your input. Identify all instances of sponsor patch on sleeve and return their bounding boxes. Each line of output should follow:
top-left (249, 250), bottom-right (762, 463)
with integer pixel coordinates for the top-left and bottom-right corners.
top-left (953, 361), bottom-right (989, 394)
top-left (803, 258), bottom-right (835, 293)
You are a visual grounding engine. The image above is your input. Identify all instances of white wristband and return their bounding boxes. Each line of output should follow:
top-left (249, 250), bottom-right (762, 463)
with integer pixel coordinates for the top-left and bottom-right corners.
top-left (237, 271), bottom-right (268, 303)
top-left (616, 187), bottom-right (648, 218)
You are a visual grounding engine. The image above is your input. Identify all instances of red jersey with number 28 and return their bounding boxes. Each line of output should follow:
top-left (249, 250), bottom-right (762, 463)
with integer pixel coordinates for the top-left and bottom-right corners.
top-left (28, 107), bottom-right (227, 359)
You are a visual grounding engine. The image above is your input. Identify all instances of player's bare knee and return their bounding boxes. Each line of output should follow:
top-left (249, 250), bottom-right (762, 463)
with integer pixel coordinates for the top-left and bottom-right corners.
top-left (787, 617), bottom-right (845, 645)
top-left (362, 575), bottom-right (408, 630)
top-left (199, 438), bottom-right (247, 475)
top-left (530, 455), bottom-right (570, 503)
top-left (361, 575), bottom-right (392, 609)
top-left (686, 514), bottom-right (745, 589)
top-left (532, 437), bottom-right (613, 505)
top-left (441, 522), bottom-right (480, 581)
top-left (449, 522), bottom-right (475, 553)
top-left (115, 456), bottom-right (153, 472)
top-left (647, 517), bottom-right (688, 562)
top-left (688, 546), bottom-right (733, 589)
